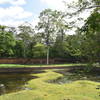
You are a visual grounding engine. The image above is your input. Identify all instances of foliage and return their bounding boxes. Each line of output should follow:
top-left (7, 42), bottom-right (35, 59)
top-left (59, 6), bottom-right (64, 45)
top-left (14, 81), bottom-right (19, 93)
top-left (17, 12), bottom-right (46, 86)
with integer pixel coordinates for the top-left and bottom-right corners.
top-left (32, 43), bottom-right (46, 58)
top-left (0, 0), bottom-right (99, 65)
top-left (0, 63), bottom-right (85, 68)
top-left (0, 25), bottom-right (16, 57)
top-left (16, 23), bottom-right (35, 58)
top-left (78, 11), bottom-right (100, 63)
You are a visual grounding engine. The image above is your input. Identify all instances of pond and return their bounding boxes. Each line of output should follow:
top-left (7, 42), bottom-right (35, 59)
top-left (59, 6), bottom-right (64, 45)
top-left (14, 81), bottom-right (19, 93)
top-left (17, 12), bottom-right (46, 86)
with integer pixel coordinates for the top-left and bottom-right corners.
top-left (47, 69), bottom-right (100, 84)
top-left (0, 68), bottom-right (100, 96)
top-left (0, 70), bottom-right (45, 95)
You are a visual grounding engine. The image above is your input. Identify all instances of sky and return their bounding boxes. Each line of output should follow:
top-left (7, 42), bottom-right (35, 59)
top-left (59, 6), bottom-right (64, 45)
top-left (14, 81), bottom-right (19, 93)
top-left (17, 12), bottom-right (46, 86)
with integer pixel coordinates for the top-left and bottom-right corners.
top-left (0, 0), bottom-right (77, 26)
top-left (0, 0), bottom-right (91, 34)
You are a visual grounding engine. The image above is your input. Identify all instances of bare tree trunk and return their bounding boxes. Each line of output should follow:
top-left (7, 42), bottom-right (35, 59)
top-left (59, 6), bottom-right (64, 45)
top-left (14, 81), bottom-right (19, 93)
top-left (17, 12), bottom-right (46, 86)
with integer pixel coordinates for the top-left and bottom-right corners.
top-left (47, 46), bottom-right (49, 65)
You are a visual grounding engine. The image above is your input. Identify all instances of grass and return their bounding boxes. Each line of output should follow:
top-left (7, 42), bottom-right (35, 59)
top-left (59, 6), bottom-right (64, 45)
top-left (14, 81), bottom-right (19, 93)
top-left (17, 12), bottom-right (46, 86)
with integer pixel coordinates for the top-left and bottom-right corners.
top-left (0, 63), bottom-right (86, 68)
top-left (0, 69), bottom-right (100, 100)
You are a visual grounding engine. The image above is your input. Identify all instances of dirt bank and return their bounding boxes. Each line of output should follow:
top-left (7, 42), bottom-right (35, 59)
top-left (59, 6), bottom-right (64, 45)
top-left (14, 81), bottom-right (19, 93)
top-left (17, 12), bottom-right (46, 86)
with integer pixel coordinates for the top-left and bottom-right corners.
top-left (0, 66), bottom-right (99, 73)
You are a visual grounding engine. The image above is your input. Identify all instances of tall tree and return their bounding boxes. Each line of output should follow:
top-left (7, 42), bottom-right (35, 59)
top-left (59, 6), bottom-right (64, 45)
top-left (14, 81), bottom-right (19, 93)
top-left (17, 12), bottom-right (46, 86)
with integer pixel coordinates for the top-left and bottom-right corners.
top-left (79, 11), bottom-right (100, 63)
top-left (37, 9), bottom-right (68, 64)
top-left (17, 23), bottom-right (34, 58)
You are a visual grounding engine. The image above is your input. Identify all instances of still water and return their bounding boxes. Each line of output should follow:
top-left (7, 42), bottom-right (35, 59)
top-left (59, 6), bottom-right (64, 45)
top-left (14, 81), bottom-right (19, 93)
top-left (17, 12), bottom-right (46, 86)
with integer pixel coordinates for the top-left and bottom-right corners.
top-left (0, 70), bottom-right (44, 95)
top-left (0, 69), bottom-right (100, 95)
top-left (48, 69), bottom-right (100, 84)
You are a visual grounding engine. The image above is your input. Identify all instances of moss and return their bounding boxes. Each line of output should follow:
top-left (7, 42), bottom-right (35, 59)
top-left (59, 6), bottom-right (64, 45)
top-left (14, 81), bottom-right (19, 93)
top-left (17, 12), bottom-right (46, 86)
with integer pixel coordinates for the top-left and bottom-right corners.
top-left (0, 63), bottom-right (85, 68)
top-left (0, 70), bottom-right (100, 100)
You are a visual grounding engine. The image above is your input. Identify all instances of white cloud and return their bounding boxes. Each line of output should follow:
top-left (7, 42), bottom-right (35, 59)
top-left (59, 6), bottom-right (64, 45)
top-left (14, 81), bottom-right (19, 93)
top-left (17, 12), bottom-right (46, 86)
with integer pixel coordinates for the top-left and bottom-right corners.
top-left (11, 0), bottom-right (26, 5)
top-left (0, 0), bottom-right (10, 4)
top-left (0, 19), bottom-right (24, 27)
top-left (40, 0), bottom-right (78, 11)
top-left (0, 6), bottom-right (33, 20)
top-left (32, 15), bottom-right (39, 28)
top-left (41, 0), bottom-right (65, 11)
top-left (0, 0), bottom-right (26, 5)
top-left (0, 0), bottom-right (34, 27)
top-left (0, 6), bottom-right (33, 26)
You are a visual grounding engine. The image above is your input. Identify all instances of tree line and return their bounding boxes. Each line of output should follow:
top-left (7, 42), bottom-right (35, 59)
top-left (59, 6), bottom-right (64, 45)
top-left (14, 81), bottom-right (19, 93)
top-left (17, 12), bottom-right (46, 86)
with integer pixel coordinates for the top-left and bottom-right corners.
top-left (0, 0), bottom-right (99, 65)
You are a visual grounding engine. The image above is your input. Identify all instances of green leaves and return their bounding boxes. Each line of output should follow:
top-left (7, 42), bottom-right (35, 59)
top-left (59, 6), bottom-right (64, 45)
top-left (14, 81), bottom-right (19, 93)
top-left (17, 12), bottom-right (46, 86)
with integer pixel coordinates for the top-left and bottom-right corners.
top-left (0, 26), bottom-right (16, 57)
top-left (32, 43), bottom-right (46, 58)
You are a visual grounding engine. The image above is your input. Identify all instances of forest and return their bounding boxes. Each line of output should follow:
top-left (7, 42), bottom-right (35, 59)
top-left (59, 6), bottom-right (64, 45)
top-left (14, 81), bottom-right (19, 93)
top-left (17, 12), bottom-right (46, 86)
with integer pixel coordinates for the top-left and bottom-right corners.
top-left (0, 0), bottom-right (99, 65)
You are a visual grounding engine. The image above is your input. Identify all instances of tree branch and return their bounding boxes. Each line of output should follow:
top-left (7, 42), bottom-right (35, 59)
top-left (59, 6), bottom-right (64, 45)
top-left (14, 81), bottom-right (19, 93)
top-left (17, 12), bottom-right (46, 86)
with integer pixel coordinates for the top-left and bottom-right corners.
top-left (86, 5), bottom-right (100, 9)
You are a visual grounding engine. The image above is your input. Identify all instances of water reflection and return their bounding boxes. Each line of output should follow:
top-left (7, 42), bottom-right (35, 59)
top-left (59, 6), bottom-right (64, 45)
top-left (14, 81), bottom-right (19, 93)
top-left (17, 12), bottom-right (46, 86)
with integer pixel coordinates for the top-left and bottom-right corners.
top-left (48, 69), bottom-right (100, 84)
top-left (0, 70), bottom-right (45, 95)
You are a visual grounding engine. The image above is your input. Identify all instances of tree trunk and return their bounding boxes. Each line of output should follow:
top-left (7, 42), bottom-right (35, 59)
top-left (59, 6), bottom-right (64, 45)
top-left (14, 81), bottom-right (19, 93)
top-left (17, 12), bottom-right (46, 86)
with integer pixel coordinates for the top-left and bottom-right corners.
top-left (47, 46), bottom-right (49, 65)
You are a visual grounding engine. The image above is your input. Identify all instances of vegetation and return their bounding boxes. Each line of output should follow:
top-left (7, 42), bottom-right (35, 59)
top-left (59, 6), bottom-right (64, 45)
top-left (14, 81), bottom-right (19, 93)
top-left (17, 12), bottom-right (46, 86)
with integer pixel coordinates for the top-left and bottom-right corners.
top-left (0, 63), bottom-right (85, 68)
top-left (0, 0), bottom-right (99, 100)
top-left (0, 70), bottom-right (100, 100)
top-left (0, 0), bottom-right (99, 66)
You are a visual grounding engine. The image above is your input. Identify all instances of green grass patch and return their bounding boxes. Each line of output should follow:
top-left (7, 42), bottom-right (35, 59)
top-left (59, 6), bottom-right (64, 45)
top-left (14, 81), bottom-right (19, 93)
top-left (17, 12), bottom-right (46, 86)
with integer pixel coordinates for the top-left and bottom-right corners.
top-left (0, 69), bottom-right (99, 100)
top-left (0, 63), bottom-right (86, 68)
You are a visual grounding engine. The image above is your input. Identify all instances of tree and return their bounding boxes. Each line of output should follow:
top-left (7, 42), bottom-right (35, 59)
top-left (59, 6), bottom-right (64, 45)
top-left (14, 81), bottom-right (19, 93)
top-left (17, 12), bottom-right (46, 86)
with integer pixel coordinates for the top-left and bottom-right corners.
top-left (63, 0), bottom-right (100, 32)
top-left (0, 25), bottom-right (16, 57)
top-left (32, 43), bottom-right (46, 58)
top-left (14, 40), bottom-right (25, 58)
top-left (51, 35), bottom-right (71, 58)
top-left (37, 9), bottom-right (68, 64)
top-left (17, 23), bottom-right (34, 58)
top-left (79, 11), bottom-right (100, 63)
top-left (63, 0), bottom-right (100, 65)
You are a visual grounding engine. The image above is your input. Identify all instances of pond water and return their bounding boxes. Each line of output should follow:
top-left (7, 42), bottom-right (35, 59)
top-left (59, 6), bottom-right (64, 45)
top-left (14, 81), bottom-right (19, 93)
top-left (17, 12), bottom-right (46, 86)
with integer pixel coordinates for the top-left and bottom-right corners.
top-left (48, 69), bottom-right (100, 84)
top-left (0, 70), bottom-right (45, 95)
top-left (0, 69), bottom-right (100, 95)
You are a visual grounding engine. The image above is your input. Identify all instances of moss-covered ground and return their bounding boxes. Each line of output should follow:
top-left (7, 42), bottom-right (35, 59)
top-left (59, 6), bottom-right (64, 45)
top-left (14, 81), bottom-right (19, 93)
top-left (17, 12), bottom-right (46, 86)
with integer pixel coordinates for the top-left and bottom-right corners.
top-left (0, 69), bottom-right (100, 100)
top-left (0, 63), bottom-right (85, 68)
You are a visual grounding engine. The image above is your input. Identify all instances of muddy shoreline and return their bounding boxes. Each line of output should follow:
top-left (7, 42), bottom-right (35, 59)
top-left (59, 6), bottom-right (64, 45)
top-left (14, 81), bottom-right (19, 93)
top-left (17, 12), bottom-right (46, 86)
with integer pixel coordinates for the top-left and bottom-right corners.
top-left (0, 66), bottom-right (83, 73)
top-left (0, 66), bottom-right (99, 73)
